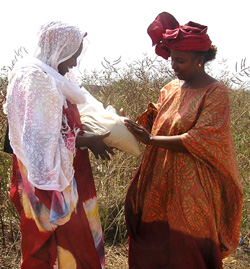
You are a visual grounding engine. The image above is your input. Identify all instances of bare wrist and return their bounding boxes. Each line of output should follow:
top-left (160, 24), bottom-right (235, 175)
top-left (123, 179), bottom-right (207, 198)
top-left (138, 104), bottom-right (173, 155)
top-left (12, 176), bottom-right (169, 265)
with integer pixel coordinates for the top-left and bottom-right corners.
top-left (148, 135), bottom-right (154, 145)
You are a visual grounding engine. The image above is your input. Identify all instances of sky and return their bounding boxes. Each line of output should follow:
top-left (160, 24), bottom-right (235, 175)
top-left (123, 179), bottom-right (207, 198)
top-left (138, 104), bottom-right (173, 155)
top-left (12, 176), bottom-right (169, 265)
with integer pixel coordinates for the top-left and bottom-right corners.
top-left (0, 0), bottom-right (249, 74)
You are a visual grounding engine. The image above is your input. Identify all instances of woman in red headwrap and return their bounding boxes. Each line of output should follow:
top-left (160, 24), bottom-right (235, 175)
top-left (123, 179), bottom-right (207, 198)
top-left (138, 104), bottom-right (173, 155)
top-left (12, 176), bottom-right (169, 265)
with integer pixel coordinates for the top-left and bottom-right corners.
top-left (124, 12), bottom-right (243, 269)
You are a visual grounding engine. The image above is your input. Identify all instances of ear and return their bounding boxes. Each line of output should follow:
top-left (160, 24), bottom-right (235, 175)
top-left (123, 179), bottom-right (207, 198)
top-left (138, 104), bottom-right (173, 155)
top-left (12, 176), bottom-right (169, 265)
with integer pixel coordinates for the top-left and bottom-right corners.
top-left (197, 56), bottom-right (205, 67)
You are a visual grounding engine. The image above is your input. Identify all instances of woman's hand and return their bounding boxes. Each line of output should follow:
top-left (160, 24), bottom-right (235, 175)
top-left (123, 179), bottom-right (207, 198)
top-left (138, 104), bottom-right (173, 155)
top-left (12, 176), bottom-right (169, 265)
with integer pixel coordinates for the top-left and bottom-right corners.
top-left (76, 132), bottom-right (114, 160)
top-left (125, 119), bottom-right (187, 152)
top-left (124, 119), bottom-right (151, 145)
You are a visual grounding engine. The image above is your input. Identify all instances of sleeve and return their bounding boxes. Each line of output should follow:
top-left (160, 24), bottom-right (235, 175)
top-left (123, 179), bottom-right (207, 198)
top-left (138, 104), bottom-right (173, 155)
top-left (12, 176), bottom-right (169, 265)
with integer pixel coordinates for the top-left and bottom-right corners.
top-left (136, 102), bottom-right (159, 133)
top-left (181, 84), bottom-right (243, 257)
top-left (181, 84), bottom-right (241, 185)
top-left (136, 81), bottom-right (173, 133)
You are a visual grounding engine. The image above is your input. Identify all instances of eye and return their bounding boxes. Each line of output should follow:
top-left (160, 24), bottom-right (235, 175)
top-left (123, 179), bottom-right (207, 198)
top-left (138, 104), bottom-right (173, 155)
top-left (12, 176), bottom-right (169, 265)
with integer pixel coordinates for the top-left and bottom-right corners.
top-left (171, 57), bottom-right (184, 65)
top-left (176, 58), bottom-right (185, 64)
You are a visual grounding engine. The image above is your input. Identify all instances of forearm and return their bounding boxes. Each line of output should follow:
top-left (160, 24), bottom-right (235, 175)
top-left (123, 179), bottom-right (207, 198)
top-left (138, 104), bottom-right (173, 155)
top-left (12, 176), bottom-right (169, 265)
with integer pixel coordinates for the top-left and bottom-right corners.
top-left (75, 135), bottom-right (90, 148)
top-left (124, 119), bottom-right (187, 152)
top-left (148, 135), bottom-right (187, 152)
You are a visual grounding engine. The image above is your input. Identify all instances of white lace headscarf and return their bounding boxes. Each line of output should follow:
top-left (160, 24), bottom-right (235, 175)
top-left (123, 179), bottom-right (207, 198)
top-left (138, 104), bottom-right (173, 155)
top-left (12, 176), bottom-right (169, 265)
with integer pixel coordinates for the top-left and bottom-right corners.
top-left (34, 21), bottom-right (85, 70)
top-left (5, 22), bottom-right (88, 192)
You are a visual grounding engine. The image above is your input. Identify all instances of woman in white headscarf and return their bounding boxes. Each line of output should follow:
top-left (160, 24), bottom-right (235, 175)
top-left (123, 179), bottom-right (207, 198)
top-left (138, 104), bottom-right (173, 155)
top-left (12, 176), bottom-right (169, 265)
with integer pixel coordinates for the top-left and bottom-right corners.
top-left (5, 21), bottom-right (113, 268)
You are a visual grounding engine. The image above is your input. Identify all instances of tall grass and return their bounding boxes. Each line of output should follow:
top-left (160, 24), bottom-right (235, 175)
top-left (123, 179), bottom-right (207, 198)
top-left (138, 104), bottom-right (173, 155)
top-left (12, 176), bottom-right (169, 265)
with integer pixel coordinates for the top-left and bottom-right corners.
top-left (0, 56), bottom-right (249, 267)
top-left (0, 66), bottom-right (21, 267)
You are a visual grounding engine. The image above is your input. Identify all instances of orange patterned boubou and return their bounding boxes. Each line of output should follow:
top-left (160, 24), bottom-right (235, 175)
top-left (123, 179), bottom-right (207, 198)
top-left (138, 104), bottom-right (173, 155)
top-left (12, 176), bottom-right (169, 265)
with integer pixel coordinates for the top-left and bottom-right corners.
top-left (125, 80), bottom-right (243, 269)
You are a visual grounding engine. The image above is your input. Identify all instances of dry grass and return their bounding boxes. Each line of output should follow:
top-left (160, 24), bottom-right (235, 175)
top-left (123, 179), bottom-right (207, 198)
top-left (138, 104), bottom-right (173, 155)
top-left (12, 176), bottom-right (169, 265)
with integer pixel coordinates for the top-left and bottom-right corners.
top-left (105, 243), bottom-right (128, 269)
top-left (105, 242), bottom-right (250, 269)
top-left (0, 56), bottom-right (250, 268)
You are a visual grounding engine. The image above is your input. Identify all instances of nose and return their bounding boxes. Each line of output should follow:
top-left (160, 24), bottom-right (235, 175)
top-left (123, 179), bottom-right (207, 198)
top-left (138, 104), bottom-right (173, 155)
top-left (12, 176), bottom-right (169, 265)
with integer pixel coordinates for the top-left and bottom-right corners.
top-left (171, 59), bottom-right (177, 70)
top-left (72, 59), bottom-right (77, 67)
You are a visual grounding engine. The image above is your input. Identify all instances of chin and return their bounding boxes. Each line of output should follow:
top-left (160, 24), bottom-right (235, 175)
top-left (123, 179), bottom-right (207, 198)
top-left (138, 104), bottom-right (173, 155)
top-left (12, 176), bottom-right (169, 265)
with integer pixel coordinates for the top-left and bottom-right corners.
top-left (176, 74), bottom-right (183, 80)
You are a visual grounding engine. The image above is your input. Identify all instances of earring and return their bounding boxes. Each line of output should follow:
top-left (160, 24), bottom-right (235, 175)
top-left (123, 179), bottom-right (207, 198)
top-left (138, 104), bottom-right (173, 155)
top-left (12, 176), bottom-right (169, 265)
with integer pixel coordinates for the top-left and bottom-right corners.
top-left (198, 63), bottom-right (202, 67)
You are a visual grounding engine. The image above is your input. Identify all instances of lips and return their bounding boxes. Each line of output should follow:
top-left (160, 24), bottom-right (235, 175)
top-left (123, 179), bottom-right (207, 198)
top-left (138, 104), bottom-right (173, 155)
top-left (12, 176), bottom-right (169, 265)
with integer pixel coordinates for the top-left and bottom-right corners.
top-left (174, 71), bottom-right (181, 77)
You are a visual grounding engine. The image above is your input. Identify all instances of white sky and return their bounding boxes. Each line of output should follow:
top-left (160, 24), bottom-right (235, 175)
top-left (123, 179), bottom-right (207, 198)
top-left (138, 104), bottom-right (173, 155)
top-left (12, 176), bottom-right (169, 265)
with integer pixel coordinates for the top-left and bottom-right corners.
top-left (0, 0), bottom-right (249, 73)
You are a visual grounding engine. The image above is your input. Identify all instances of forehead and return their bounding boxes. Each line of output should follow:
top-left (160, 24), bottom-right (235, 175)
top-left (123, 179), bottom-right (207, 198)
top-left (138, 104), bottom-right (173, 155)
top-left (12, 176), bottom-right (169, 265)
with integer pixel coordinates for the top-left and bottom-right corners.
top-left (74, 42), bottom-right (83, 57)
top-left (170, 50), bottom-right (195, 59)
top-left (63, 42), bottom-right (83, 63)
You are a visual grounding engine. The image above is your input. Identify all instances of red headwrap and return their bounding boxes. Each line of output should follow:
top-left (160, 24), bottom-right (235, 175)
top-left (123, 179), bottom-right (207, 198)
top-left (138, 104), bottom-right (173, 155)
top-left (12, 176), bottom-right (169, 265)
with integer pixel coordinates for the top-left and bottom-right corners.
top-left (147, 12), bottom-right (212, 60)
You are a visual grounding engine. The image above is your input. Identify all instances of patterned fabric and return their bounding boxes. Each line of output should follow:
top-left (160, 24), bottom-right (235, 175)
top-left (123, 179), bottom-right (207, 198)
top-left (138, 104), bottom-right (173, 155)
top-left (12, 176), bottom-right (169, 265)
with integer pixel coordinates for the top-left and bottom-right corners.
top-left (125, 80), bottom-right (243, 268)
top-left (10, 102), bottom-right (104, 268)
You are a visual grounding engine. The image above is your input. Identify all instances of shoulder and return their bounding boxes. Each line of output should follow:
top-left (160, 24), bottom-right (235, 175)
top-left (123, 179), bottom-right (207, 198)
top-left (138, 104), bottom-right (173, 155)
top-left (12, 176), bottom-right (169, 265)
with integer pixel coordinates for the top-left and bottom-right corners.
top-left (202, 81), bottom-right (230, 109)
top-left (7, 65), bottom-right (62, 105)
top-left (206, 81), bottom-right (229, 98)
top-left (10, 63), bottom-right (51, 82)
top-left (21, 66), bottom-right (50, 83)
top-left (161, 79), bottom-right (180, 92)
top-left (9, 66), bottom-right (54, 94)
top-left (164, 79), bottom-right (180, 88)
top-left (209, 81), bottom-right (228, 90)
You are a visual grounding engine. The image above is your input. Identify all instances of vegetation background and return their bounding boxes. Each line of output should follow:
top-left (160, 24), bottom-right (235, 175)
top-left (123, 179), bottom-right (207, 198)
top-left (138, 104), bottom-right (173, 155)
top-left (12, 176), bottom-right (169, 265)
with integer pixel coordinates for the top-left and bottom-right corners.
top-left (0, 53), bottom-right (249, 268)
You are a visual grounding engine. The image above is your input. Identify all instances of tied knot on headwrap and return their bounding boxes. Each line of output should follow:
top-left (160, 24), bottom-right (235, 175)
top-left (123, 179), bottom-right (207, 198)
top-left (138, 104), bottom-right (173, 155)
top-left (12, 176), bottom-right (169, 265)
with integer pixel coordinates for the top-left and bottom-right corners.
top-left (147, 12), bottom-right (212, 60)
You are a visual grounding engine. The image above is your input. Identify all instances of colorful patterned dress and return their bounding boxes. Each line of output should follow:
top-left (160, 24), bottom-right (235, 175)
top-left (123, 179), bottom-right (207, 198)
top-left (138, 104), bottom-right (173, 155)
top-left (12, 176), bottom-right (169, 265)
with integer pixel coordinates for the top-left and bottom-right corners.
top-left (10, 101), bottom-right (105, 268)
top-left (125, 80), bottom-right (243, 269)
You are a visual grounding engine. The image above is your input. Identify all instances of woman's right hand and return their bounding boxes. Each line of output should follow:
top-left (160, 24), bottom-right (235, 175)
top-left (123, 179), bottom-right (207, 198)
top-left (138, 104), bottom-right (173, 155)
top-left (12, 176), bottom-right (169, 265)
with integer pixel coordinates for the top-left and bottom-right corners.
top-left (124, 119), bottom-right (151, 145)
top-left (76, 132), bottom-right (114, 160)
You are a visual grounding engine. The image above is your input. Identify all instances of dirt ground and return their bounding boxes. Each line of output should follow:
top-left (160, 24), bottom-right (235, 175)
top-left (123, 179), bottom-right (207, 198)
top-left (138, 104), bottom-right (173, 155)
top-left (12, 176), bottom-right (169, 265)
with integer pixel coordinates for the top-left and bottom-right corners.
top-left (105, 241), bottom-right (250, 269)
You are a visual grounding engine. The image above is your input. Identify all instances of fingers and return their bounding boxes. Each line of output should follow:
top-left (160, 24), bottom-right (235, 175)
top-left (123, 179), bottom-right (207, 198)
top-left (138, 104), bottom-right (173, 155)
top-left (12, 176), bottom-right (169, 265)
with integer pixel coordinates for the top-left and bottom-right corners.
top-left (93, 145), bottom-right (114, 161)
top-left (103, 144), bottom-right (114, 159)
top-left (106, 146), bottom-right (114, 155)
top-left (99, 148), bottom-right (112, 160)
top-left (100, 152), bottom-right (110, 160)
top-left (120, 108), bottom-right (126, 117)
top-left (124, 120), bottom-right (143, 134)
top-left (124, 119), bottom-right (138, 128)
top-left (93, 151), bottom-right (110, 161)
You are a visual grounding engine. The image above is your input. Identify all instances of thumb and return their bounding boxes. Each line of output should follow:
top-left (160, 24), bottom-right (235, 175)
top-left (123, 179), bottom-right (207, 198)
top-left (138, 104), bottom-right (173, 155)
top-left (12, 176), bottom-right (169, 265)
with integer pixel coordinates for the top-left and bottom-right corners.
top-left (101, 131), bottom-right (111, 138)
top-left (119, 108), bottom-right (126, 117)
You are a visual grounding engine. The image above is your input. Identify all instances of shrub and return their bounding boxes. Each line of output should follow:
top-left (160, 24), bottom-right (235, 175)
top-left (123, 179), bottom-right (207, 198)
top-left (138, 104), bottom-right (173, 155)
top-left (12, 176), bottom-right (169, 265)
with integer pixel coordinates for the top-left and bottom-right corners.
top-left (0, 55), bottom-right (249, 267)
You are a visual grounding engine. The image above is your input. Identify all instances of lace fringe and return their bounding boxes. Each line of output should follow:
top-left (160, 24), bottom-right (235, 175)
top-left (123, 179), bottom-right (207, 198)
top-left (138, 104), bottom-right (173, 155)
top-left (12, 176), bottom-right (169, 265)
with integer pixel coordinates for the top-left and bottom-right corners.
top-left (61, 114), bottom-right (80, 158)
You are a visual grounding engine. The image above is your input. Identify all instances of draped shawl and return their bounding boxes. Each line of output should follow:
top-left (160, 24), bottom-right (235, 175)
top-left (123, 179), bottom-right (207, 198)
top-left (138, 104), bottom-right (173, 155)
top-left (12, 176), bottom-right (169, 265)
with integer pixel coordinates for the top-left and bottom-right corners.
top-left (5, 22), bottom-right (88, 191)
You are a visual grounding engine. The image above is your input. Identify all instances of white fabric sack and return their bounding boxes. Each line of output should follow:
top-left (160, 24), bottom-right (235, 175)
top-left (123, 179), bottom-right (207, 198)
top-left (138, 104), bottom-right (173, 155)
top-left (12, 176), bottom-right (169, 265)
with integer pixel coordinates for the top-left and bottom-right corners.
top-left (77, 90), bottom-right (140, 157)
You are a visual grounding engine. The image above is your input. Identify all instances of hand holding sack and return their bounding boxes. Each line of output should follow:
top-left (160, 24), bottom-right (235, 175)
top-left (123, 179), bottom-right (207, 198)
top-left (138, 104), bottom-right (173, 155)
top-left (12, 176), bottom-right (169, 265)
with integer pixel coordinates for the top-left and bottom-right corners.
top-left (77, 88), bottom-right (140, 157)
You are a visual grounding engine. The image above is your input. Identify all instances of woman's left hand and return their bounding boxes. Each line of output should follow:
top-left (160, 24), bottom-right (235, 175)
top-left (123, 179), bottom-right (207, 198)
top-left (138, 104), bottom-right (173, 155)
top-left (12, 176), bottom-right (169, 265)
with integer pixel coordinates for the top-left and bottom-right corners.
top-left (88, 132), bottom-right (115, 160)
top-left (124, 119), bottom-right (151, 144)
top-left (76, 132), bottom-right (114, 160)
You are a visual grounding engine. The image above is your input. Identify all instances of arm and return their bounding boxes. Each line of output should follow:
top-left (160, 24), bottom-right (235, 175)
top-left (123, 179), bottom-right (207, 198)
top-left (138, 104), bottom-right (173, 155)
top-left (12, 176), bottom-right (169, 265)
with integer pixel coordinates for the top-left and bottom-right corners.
top-left (148, 135), bottom-right (187, 152)
top-left (124, 119), bottom-right (187, 152)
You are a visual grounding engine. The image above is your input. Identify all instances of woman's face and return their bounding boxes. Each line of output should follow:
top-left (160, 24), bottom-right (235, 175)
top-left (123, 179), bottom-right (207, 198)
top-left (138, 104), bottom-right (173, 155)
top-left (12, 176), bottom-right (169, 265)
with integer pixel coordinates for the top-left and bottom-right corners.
top-left (58, 42), bottom-right (83, 76)
top-left (170, 50), bottom-right (200, 82)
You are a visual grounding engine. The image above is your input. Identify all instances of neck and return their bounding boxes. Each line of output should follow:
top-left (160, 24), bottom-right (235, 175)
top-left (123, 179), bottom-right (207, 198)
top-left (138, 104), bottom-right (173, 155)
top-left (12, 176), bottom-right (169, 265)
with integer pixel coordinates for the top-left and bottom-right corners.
top-left (182, 72), bottom-right (217, 89)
